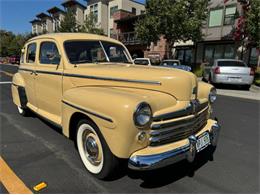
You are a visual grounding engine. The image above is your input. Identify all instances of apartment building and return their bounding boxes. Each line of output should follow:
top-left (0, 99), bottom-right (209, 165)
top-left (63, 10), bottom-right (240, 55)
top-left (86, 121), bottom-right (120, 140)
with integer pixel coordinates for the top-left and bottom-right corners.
top-left (114, 0), bottom-right (258, 67)
top-left (47, 7), bottom-right (66, 32)
top-left (62, 0), bottom-right (86, 26)
top-left (30, 0), bottom-right (86, 35)
top-left (84, 0), bottom-right (145, 36)
top-left (176, 0), bottom-right (259, 67)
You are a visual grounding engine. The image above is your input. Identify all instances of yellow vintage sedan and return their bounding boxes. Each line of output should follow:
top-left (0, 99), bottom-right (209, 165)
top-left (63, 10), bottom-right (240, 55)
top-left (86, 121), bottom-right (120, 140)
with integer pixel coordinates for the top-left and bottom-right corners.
top-left (12, 33), bottom-right (220, 179)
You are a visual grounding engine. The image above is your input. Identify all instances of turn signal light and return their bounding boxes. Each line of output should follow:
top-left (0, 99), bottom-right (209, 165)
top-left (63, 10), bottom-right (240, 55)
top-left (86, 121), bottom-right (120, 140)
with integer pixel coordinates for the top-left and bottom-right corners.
top-left (250, 68), bottom-right (255, 76)
top-left (214, 67), bottom-right (221, 74)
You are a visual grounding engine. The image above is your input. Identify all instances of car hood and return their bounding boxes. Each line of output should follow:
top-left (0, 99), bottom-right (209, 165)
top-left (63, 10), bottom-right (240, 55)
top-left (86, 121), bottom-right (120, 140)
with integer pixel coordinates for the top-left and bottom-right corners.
top-left (66, 63), bottom-right (197, 101)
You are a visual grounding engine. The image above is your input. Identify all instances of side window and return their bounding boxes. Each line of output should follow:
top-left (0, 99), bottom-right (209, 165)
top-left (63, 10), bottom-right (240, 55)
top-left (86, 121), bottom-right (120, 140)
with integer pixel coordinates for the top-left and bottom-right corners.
top-left (39, 42), bottom-right (60, 64)
top-left (26, 43), bottom-right (36, 63)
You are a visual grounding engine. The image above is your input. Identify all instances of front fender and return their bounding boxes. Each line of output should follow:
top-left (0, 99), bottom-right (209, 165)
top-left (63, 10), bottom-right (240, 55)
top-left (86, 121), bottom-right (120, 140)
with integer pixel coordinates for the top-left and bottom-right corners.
top-left (197, 81), bottom-right (214, 100)
top-left (62, 86), bottom-right (175, 158)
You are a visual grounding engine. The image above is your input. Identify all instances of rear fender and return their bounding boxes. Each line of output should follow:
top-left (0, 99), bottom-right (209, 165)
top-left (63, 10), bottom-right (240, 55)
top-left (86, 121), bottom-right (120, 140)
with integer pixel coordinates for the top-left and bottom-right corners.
top-left (12, 73), bottom-right (26, 107)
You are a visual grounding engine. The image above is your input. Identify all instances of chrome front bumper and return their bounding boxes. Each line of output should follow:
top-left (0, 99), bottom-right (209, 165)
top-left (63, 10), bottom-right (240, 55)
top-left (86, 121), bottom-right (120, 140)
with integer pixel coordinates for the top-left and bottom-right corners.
top-left (128, 122), bottom-right (220, 171)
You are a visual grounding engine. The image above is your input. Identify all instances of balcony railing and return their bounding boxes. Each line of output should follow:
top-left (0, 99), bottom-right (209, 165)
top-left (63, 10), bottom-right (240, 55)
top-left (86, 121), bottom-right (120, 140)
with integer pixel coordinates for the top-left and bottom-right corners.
top-left (111, 32), bottom-right (141, 45)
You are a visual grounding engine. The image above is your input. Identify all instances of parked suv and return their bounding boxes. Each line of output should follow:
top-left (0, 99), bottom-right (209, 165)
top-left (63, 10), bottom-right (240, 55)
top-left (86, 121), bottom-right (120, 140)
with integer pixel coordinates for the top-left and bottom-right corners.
top-left (12, 33), bottom-right (220, 179)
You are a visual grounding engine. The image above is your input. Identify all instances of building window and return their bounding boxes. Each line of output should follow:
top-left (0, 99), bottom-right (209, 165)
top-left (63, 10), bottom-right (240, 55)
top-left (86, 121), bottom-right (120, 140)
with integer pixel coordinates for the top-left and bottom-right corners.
top-left (90, 4), bottom-right (98, 23)
top-left (176, 48), bottom-right (192, 65)
top-left (141, 10), bottom-right (145, 14)
top-left (32, 25), bottom-right (37, 34)
top-left (42, 21), bottom-right (47, 32)
top-left (110, 6), bottom-right (118, 18)
top-left (224, 6), bottom-right (236, 25)
top-left (208, 8), bottom-right (223, 27)
top-left (204, 44), bottom-right (235, 64)
top-left (132, 8), bottom-right (136, 15)
top-left (53, 18), bottom-right (60, 32)
top-left (249, 47), bottom-right (258, 67)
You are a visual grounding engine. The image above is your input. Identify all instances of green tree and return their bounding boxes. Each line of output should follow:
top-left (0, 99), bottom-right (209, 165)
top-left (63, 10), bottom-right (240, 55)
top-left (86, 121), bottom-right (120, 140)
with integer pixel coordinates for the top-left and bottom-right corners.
top-left (245, 0), bottom-right (260, 48)
top-left (58, 8), bottom-right (78, 32)
top-left (135, 0), bottom-right (208, 57)
top-left (0, 30), bottom-right (34, 57)
top-left (79, 12), bottom-right (104, 35)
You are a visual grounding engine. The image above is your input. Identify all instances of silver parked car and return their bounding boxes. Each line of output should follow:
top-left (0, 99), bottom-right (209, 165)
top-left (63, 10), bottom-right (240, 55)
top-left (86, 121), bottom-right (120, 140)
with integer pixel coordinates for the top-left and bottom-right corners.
top-left (203, 59), bottom-right (254, 89)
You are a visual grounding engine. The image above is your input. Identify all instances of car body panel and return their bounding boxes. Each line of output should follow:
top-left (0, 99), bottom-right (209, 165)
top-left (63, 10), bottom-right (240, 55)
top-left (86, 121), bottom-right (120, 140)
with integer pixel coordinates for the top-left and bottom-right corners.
top-left (12, 33), bottom-right (217, 160)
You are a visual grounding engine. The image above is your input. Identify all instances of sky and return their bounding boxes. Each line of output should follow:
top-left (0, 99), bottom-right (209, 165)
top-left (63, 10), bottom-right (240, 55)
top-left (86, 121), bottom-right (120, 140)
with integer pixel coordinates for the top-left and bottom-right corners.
top-left (0, 0), bottom-right (145, 34)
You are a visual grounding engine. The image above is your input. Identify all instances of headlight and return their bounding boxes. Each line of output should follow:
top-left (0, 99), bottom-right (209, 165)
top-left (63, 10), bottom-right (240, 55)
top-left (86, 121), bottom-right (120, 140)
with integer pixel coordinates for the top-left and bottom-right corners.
top-left (209, 88), bottom-right (217, 103)
top-left (133, 102), bottom-right (152, 128)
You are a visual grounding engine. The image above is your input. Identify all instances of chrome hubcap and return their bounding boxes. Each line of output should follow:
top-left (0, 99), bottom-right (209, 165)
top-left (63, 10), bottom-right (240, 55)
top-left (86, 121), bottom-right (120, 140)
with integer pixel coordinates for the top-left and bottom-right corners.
top-left (83, 132), bottom-right (101, 166)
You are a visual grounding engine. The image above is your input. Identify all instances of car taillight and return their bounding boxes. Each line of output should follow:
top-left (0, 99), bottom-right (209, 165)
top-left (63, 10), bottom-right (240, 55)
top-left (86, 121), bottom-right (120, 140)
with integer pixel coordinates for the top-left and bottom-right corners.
top-left (214, 67), bottom-right (220, 74)
top-left (250, 68), bottom-right (255, 76)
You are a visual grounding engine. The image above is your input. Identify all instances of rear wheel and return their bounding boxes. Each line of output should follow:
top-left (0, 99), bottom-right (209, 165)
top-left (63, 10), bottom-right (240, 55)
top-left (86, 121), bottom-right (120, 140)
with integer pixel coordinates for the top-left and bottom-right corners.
top-left (17, 106), bottom-right (29, 116)
top-left (76, 119), bottom-right (119, 179)
top-left (243, 85), bottom-right (251, 90)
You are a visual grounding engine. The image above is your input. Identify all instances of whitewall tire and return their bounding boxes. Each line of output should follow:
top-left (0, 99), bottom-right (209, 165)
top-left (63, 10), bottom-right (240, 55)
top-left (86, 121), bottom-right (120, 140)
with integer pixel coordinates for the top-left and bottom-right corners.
top-left (76, 119), bottom-right (119, 179)
top-left (17, 106), bottom-right (28, 116)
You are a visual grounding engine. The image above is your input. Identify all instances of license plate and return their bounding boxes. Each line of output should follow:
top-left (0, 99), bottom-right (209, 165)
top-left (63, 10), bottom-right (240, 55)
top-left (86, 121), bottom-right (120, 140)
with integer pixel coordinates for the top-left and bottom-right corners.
top-left (228, 77), bottom-right (242, 82)
top-left (196, 132), bottom-right (210, 152)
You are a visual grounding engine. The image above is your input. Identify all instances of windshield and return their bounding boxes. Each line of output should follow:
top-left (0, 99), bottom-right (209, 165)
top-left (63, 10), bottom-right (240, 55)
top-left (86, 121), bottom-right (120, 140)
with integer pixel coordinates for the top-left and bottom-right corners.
top-left (217, 60), bottom-right (247, 67)
top-left (64, 40), bottom-right (131, 64)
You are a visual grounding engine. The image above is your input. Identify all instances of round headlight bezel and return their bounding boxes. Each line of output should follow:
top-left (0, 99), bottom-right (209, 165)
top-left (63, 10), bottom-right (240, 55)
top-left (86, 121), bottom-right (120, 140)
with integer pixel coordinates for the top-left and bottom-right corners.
top-left (209, 87), bottom-right (217, 104)
top-left (133, 102), bottom-right (152, 129)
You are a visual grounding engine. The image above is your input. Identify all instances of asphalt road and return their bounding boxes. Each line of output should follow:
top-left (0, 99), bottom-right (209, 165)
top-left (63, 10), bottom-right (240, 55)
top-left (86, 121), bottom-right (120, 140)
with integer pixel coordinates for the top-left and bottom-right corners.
top-left (0, 64), bottom-right (259, 193)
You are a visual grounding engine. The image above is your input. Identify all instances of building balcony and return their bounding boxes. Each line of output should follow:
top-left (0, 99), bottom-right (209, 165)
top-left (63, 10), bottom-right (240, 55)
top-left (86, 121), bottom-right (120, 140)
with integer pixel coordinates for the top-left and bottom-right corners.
top-left (112, 32), bottom-right (141, 45)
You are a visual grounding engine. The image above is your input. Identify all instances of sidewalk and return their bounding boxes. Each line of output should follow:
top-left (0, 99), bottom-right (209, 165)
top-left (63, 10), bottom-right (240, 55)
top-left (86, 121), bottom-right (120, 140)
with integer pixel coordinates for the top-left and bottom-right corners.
top-left (197, 77), bottom-right (260, 101)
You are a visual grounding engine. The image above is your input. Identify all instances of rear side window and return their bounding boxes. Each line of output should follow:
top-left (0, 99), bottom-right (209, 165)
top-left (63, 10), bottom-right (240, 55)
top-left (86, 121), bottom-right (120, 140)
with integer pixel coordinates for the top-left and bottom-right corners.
top-left (39, 42), bottom-right (60, 64)
top-left (26, 43), bottom-right (36, 63)
top-left (218, 61), bottom-right (246, 67)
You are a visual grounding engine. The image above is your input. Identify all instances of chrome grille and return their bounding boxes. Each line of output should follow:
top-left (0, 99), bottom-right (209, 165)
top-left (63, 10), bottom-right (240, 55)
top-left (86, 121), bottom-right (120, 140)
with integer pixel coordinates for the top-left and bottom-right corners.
top-left (150, 103), bottom-right (208, 146)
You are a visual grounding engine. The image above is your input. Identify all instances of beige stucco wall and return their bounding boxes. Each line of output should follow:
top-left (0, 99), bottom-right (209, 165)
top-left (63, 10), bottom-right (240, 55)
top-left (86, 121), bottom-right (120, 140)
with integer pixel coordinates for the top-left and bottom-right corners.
top-left (75, 5), bottom-right (84, 25)
top-left (108, 0), bottom-right (145, 36)
top-left (46, 18), bottom-right (54, 33)
top-left (85, 2), bottom-right (108, 35)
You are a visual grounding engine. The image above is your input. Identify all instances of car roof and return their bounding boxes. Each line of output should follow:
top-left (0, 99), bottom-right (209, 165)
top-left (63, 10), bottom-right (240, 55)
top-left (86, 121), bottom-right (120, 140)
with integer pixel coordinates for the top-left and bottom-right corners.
top-left (27, 33), bottom-right (122, 45)
top-left (215, 59), bottom-right (244, 63)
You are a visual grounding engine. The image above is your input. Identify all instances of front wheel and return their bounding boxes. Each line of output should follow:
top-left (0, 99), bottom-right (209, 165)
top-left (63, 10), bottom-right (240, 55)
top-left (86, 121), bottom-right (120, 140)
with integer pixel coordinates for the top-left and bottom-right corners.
top-left (76, 119), bottom-right (119, 179)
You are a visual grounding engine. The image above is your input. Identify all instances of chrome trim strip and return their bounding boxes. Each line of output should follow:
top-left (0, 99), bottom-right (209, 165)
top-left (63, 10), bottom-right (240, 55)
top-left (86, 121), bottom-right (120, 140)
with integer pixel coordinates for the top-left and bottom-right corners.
top-left (151, 109), bottom-right (208, 130)
top-left (36, 70), bottom-right (63, 76)
top-left (63, 73), bottom-right (161, 85)
top-left (153, 101), bottom-right (208, 122)
top-left (128, 122), bottom-right (221, 170)
top-left (62, 100), bottom-right (113, 123)
top-left (19, 68), bottom-right (32, 72)
top-left (128, 143), bottom-right (190, 170)
top-left (18, 68), bottom-right (161, 85)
